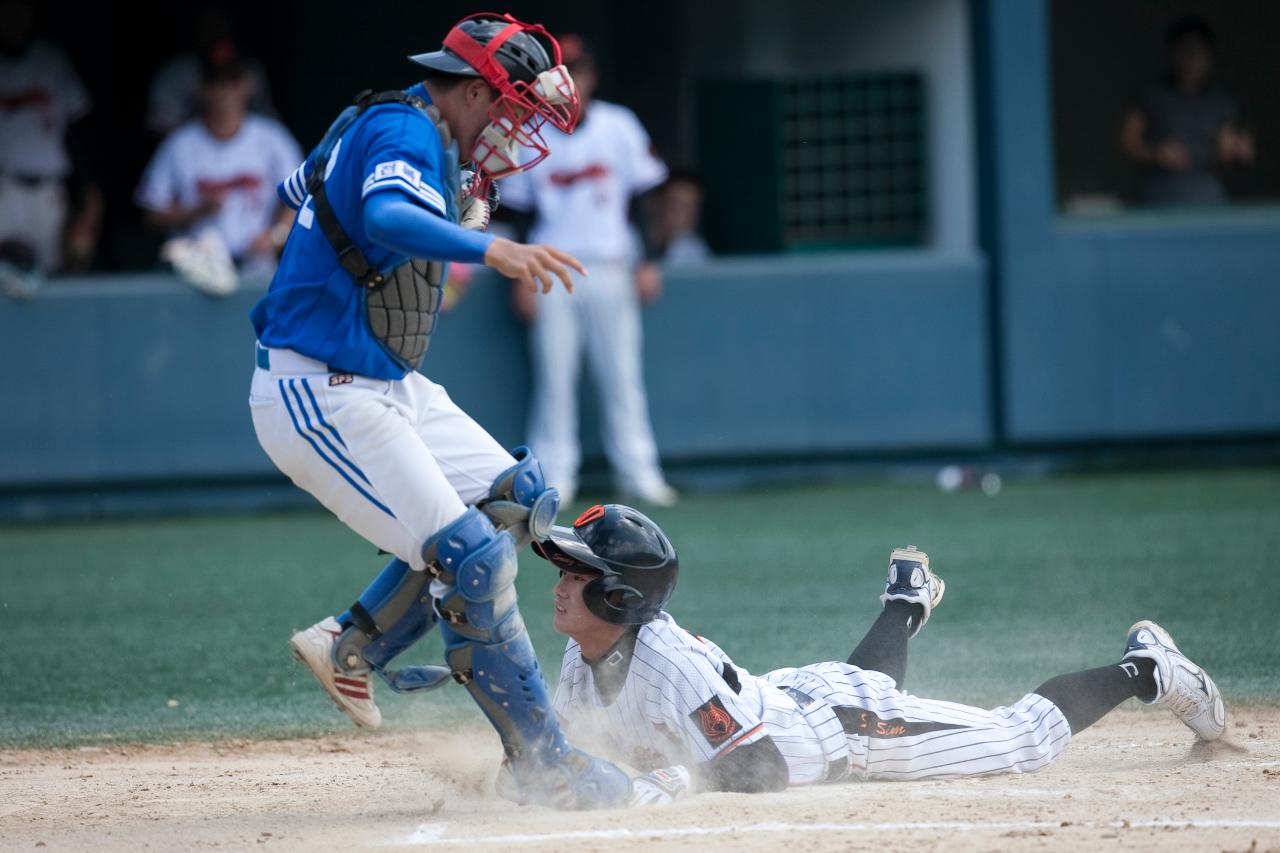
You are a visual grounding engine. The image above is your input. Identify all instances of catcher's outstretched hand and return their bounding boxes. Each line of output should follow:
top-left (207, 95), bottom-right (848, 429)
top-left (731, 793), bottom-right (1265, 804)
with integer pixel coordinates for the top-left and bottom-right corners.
top-left (485, 237), bottom-right (586, 295)
top-left (628, 765), bottom-right (693, 808)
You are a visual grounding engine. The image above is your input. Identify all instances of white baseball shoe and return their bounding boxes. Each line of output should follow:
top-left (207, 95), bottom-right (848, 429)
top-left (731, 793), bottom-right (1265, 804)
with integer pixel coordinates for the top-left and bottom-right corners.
top-left (289, 616), bottom-right (382, 730)
top-left (623, 480), bottom-right (679, 508)
top-left (1122, 620), bottom-right (1225, 741)
top-left (880, 545), bottom-right (945, 638)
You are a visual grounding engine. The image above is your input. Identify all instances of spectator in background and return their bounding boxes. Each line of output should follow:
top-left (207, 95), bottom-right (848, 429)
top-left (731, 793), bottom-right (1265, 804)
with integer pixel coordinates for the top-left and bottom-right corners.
top-left (136, 55), bottom-right (301, 288)
top-left (646, 170), bottom-right (712, 264)
top-left (0, 0), bottom-right (102, 298)
top-left (146, 6), bottom-right (276, 136)
top-left (500, 35), bottom-right (677, 507)
top-left (1119, 16), bottom-right (1255, 207)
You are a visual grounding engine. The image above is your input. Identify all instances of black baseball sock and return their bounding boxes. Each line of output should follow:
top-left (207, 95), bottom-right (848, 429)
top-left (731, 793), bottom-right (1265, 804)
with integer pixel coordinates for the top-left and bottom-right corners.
top-left (846, 600), bottom-right (917, 687)
top-left (1033, 658), bottom-right (1157, 734)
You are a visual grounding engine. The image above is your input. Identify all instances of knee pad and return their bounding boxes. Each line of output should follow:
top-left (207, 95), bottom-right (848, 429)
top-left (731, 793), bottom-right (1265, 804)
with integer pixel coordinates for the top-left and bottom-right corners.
top-left (477, 446), bottom-right (559, 548)
top-left (424, 507), bottom-right (521, 643)
top-left (333, 559), bottom-right (451, 693)
top-left (424, 509), bottom-right (577, 773)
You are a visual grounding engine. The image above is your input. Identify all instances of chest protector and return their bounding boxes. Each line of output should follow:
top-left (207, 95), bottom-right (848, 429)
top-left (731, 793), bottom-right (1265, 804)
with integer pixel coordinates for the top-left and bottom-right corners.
top-left (305, 90), bottom-right (462, 372)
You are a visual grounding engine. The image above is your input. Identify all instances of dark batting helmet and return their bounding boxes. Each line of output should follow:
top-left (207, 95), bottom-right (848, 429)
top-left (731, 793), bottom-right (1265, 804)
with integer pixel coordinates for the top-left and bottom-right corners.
top-left (533, 504), bottom-right (678, 625)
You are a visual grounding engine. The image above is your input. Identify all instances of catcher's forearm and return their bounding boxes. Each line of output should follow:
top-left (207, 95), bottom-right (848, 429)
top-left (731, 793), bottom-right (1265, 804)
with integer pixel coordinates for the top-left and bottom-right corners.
top-left (362, 191), bottom-right (494, 263)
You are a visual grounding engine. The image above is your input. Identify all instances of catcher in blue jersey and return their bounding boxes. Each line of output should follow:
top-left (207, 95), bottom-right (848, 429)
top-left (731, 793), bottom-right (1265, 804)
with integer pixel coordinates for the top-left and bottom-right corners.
top-left (248, 13), bottom-right (632, 809)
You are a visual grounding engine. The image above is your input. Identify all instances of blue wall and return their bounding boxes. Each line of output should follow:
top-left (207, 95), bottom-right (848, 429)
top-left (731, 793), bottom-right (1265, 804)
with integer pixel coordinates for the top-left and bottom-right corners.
top-left (0, 254), bottom-right (990, 489)
top-left (981, 0), bottom-right (1280, 443)
top-left (5, 0), bottom-right (1279, 497)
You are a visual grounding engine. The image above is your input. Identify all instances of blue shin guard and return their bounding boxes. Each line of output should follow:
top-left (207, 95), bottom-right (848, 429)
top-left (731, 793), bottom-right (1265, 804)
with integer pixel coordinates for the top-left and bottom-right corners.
top-left (476, 446), bottom-right (560, 548)
top-left (425, 508), bottom-right (631, 809)
top-left (333, 558), bottom-right (451, 693)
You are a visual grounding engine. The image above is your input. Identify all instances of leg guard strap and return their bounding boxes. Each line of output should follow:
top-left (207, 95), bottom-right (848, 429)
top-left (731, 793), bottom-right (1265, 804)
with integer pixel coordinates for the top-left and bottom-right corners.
top-left (425, 508), bottom-right (631, 808)
top-left (442, 622), bottom-right (630, 808)
top-left (333, 557), bottom-right (451, 694)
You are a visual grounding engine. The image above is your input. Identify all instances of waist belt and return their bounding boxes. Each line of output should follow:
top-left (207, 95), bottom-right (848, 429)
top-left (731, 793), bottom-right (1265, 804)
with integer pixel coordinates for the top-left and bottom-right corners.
top-left (255, 343), bottom-right (335, 375)
top-left (1, 171), bottom-right (60, 188)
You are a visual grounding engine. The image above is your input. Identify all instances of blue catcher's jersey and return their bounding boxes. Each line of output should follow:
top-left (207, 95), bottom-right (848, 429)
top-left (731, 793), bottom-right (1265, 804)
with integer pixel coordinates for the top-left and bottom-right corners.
top-left (251, 84), bottom-right (455, 379)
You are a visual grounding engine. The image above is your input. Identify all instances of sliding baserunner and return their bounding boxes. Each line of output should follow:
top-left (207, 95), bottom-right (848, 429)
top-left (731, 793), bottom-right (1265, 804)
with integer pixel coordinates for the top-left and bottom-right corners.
top-left (530, 504), bottom-right (1225, 804)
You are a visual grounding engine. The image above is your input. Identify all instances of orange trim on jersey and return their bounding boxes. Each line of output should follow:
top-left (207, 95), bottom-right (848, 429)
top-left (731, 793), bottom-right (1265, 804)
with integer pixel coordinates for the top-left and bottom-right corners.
top-left (717, 723), bottom-right (765, 755)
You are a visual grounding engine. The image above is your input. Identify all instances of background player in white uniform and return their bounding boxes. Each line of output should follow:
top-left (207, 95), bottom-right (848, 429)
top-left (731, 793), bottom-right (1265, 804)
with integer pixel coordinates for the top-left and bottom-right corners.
top-left (247, 14), bottom-right (635, 810)
top-left (0, 0), bottom-right (101, 290)
top-left (136, 56), bottom-right (301, 278)
top-left (500, 36), bottom-right (676, 507)
top-left (534, 505), bottom-right (1227, 805)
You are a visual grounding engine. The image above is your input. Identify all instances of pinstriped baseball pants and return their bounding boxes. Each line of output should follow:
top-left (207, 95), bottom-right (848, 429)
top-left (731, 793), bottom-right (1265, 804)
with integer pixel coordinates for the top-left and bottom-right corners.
top-left (766, 662), bottom-right (1072, 781)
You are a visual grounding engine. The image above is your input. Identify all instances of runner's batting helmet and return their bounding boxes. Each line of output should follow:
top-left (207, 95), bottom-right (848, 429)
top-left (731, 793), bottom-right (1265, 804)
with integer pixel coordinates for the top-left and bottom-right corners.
top-left (533, 504), bottom-right (678, 625)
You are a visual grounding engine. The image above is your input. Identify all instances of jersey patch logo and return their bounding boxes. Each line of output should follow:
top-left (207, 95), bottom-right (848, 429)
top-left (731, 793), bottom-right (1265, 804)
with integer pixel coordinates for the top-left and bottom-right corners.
top-left (689, 696), bottom-right (741, 747)
top-left (329, 373), bottom-right (354, 386)
top-left (372, 159), bottom-right (422, 185)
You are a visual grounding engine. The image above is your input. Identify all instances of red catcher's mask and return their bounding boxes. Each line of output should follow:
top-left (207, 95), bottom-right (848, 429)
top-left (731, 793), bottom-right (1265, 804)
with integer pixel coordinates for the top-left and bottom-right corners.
top-left (442, 13), bottom-right (580, 188)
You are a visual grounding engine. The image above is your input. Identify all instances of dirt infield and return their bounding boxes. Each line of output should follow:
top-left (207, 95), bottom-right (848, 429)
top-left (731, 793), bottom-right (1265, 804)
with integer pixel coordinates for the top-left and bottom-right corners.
top-left (3, 707), bottom-right (1277, 853)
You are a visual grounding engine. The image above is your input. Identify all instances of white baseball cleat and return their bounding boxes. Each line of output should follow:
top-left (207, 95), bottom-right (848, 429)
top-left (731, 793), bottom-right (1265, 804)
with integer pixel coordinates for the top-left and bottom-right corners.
top-left (1122, 620), bottom-right (1225, 741)
top-left (880, 545), bottom-right (945, 638)
top-left (289, 616), bottom-right (382, 730)
top-left (623, 481), bottom-right (679, 508)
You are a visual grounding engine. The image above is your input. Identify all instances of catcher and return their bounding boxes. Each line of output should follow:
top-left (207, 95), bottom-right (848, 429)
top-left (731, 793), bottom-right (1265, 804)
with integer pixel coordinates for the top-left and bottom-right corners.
top-left (526, 504), bottom-right (1226, 805)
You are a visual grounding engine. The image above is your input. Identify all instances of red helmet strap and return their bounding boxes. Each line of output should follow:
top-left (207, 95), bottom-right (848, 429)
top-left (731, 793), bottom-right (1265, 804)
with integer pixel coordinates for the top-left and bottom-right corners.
top-left (443, 18), bottom-right (524, 90)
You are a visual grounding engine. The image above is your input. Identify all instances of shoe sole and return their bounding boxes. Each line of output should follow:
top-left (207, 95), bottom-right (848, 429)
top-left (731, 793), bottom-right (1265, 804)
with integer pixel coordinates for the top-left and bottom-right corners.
top-left (884, 572), bottom-right (945, 609)
top-left (289, 632), bottom-right (381, 731)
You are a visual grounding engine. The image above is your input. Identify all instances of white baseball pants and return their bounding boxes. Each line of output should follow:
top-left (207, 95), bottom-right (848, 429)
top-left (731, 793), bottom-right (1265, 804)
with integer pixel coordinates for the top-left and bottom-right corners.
top-left (525, 261), bottom-right (667, 497)
top-left (249, 346), bottom-right (516, 571)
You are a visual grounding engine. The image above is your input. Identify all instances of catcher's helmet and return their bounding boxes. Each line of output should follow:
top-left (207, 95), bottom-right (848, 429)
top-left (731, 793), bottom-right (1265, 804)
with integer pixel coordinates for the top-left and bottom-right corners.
top-left (533, 504), bottom-right (678, 625)
top-left (410, 14), bottom-right (554, 86)
top-left (409, 13), bottom-right (578, 183)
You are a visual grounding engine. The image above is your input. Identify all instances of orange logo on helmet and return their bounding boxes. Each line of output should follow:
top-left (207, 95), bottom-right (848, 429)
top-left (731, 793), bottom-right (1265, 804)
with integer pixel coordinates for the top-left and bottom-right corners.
top-left (574, 505), bottom-right (606, 527)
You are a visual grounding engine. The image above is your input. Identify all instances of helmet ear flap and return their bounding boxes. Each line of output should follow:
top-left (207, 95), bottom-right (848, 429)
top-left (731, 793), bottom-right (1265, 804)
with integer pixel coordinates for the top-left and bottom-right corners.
top-left (582, 575), bottom-right (643, 624)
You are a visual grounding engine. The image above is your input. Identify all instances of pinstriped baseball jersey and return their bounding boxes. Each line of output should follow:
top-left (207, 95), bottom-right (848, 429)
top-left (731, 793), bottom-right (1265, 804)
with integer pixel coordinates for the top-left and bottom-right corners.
top-left (552, 612), bottom-right (774, 772)
top-left (554, 611), bottom-right (1073, 785)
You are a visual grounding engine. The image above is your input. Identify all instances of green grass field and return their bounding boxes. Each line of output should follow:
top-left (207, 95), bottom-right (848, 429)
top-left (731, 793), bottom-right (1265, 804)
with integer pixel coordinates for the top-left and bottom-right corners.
top-left (3, 467), bottom-right (1278, 749)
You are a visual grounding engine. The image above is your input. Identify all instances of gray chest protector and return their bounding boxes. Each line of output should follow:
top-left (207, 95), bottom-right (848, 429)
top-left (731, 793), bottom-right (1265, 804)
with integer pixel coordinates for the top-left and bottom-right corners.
top-left (305, 90), bottom-right (462, 372)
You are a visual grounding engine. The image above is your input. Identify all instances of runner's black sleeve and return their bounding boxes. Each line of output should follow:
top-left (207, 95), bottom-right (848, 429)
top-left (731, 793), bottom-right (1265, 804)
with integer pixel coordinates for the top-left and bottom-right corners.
top-left (702, 736), bottom-right (789, 793)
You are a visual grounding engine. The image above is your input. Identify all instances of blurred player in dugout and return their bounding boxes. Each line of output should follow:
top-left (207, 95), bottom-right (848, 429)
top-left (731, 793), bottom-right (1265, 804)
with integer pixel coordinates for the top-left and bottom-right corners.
top-left (0, 0), bottom-right (102, 298)
top-left (500, 35), bottom-right (677, 508)
top-left (136, 53), bottom-right (301, 284)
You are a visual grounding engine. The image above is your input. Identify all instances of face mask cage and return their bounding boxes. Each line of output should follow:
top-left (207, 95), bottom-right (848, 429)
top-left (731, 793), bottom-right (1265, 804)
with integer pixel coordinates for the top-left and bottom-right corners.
top-left (441, 14), bottom-right (580, 192)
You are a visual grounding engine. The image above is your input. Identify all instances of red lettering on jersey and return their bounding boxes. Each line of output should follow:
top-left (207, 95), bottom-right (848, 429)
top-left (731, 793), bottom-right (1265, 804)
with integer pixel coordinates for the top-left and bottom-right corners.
top-left (196, 174), bottom-right (265, 197)
top-left (574, 505), bottom-right (606, 527)
top-left (688, 696), bottom-right (741, 747)
top-left (0, 88), bottom-right (53, 111)
top-left (548, 163), bottom-right (609, 187)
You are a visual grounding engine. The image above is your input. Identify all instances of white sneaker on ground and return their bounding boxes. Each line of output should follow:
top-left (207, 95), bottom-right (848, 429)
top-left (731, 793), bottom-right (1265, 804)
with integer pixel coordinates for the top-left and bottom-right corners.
top-left (1122, 620), bottom-right (1225, 741)
top-left (289, 616), bottom-right (382, 730)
